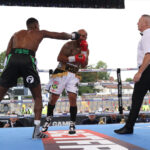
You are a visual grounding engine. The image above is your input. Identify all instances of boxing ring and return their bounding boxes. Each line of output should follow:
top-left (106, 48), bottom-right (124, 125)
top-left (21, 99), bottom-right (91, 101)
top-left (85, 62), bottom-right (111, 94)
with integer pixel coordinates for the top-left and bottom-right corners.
top-left (1, 123), bottom-right (150, 150)
top-left (0, 67), bottom-right (150, 150)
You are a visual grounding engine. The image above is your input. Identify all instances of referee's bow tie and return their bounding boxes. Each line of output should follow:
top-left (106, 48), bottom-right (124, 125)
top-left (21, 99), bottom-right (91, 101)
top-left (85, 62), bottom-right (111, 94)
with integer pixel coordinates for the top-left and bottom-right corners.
top-left (140, 33), bottom-right (143, 36)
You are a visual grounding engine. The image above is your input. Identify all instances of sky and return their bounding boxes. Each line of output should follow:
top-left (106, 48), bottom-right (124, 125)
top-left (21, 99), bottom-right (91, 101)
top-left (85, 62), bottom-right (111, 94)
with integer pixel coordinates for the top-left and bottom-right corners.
top-left (0, 0), bottom-right (150, 83)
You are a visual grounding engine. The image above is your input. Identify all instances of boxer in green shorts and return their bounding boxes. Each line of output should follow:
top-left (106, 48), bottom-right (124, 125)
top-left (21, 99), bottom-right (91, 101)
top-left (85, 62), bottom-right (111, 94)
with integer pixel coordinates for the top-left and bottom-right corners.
top-left (0, 17), bottom-right (80, 138)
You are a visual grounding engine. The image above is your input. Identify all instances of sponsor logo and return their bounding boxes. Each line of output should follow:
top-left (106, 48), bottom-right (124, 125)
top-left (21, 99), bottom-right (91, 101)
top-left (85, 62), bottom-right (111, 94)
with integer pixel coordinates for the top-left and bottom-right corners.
top-left (52, 84), bottom-right (58, 89)
top-left (43, 130), bottom-right (144, 150)
top-left (26, 75), bottom-right (34, 83)
top-left (52, 81), bottom-right (59, 89)
top-left (52, 121), bottom-right (70, 126)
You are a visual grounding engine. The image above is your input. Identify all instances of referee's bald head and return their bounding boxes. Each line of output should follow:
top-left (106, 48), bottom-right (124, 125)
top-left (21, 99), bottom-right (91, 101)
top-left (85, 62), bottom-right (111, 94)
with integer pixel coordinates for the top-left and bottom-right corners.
top-left (142, 14), bottom-right (150, 25)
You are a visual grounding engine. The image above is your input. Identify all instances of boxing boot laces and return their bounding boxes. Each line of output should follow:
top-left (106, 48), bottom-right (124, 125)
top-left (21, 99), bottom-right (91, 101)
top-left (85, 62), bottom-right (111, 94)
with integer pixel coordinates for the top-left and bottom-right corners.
top-left (68, 121), bottom-right (76, 134)
top-left (32, 125), bottom-right (48, 139)
top-left (42, 116), bottom-right (52, 132)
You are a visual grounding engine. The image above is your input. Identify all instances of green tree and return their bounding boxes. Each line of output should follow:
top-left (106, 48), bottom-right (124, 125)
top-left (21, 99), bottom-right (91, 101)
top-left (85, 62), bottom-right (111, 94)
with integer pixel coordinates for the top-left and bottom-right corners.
top-left (78, 86), bottom-right (97, 95)
top-left (0, 51), bottom-right (6, 68)
top-left (96, 61), bottom-right (110, 80)
top-left (80, 60), bottom-right (110, 82)
top-left (78, 60), bottom-right (110, 95)
top-left (125, 78), bottom-right (133, 82)
top-left (0, 51), bottom-right (6, 76)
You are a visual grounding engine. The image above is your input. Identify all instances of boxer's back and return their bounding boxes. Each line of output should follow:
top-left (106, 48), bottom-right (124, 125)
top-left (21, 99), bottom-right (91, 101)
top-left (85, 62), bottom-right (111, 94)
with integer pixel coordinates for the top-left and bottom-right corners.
top-left (12, 30), bottom-right (43, 52)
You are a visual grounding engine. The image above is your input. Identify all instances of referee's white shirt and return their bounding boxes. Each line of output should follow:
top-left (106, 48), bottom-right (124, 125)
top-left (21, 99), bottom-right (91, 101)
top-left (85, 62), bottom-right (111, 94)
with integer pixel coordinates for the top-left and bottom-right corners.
top-left (137, 28), bottom-right (150, 67)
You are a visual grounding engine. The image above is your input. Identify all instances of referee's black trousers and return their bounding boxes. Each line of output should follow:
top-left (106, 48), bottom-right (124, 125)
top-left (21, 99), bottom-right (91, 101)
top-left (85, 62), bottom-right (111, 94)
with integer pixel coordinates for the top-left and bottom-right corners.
top-left (126, 65), bottom-right (150, 128)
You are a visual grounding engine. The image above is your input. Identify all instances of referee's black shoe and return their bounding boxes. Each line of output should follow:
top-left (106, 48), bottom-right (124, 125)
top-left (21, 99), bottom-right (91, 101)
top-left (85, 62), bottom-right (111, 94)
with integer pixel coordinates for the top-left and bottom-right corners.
top-left (114, 126), bottom-right (133, 134)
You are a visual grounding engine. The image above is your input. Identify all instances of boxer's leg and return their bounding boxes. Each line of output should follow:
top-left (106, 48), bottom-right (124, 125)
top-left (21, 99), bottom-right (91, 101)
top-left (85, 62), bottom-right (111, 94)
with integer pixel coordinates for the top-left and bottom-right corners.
top-left (42, 93), bottom-right (59, 132)
top-left (42, 75), bottom-right (64, 132)
top-left (68, 92), bottom-right (77, 134)
top-left (66, 74), bottom-right (79, 134)
top-left (0, 86), bottom-right (9, 101)
top-left (30, 84), bottom-right (48, 138)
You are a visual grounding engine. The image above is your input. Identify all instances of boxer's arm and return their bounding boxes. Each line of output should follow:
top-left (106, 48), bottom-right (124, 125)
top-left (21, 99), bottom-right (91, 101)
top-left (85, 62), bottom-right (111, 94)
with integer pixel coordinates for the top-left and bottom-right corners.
top-left (57, 48), bottom-right (86, 64)
top-left (57, 51), bottom-right (68, 63)
top-left (41, 30), bottom-right (80, 40)
top-left (57, 44), bottom-right (69, 63)
top-left (3, 123), bottom-right (10, 128)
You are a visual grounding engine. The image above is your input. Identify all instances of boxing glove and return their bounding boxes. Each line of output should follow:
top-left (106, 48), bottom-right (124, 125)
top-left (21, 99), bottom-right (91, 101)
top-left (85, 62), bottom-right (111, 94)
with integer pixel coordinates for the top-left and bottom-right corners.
top-left (71, 32), bottom-right (80, 40)
top-left (68, 54), bottom-right (86, 64)
top-left (80, 40), bottom-right (88, 57)
top-left (80, 40), bottom-right (88, 51)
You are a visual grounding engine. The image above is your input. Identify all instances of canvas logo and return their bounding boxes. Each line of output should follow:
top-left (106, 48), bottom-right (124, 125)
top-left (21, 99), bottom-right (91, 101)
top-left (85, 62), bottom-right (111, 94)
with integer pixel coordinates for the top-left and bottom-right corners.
top-left (52, 121), bottom-right (70, 126)
top-left (42, 130), bottom-right (144, 150)
top-left (26, 75), bottom-right (34, 84)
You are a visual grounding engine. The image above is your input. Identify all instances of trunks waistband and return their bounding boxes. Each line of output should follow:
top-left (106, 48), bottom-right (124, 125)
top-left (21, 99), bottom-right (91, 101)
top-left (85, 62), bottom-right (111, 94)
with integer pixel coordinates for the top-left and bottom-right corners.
top-left (52, 68), bottom-right (81, 80)
top-left (53, 68), bottom-right (65, 74)
top-left (10, 48), bottom-right (35, 57)
top-left (59, 63), bottom-right (79, 74)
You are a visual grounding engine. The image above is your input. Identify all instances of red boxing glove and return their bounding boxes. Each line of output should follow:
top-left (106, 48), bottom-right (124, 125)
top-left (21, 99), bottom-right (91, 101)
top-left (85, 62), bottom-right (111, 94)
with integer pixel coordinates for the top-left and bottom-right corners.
top-left (80, 40), bottom-right (88, 57)
top-left (75, 54), bottom-right (86, 64)
top-left (68, 54), bottom-right (86, 64)
top-left (80, 40), bottom-right (88, 51)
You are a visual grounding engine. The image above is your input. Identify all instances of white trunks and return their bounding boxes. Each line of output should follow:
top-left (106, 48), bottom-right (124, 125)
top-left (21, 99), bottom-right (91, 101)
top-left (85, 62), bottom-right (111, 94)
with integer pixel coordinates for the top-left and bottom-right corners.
top-left (46, 71), bottom-right (80, 95)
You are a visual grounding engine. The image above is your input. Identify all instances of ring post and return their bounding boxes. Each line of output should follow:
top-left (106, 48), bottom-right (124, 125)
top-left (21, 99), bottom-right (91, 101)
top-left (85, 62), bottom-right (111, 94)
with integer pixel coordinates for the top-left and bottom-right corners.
top-left (49, 69), bottom-right (53, 79)
top-left (117, 68), bottom-right (123, 114)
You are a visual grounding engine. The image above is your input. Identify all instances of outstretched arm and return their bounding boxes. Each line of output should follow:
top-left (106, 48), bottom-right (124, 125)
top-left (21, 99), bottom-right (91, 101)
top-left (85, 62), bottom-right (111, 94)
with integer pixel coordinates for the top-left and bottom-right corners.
top-left (41, 30), bottom-right (80, 40)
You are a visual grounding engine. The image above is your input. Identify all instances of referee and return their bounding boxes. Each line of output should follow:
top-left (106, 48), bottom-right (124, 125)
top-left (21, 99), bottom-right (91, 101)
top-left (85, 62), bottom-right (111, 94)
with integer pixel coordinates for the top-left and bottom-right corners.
top-left (114, 14), bottom-right (150, 134)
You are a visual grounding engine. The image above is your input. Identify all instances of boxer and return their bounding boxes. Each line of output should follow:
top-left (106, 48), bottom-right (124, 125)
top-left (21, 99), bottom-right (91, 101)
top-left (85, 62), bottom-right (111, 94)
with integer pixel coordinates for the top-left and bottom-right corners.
top-left (0, 17), bottom-right (80, 138)
top-left (42, 29), bottom-right (89, 134)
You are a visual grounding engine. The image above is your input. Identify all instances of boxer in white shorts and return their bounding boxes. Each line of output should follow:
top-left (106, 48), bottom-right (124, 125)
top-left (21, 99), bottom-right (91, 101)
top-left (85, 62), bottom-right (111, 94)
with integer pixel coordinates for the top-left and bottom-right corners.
top-left (42, 29), bottom-right (89, 134)
top-left (48, 70), bottom-right (80, 95)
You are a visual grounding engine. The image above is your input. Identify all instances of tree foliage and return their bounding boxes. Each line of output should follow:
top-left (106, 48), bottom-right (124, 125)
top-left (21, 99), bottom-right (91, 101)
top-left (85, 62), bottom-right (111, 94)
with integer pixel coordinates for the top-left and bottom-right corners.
top-left (95, 61), bottom-right (110, 80)
top-left (125, 78), bottom-right (133, 82)
top-left (78, 60), bottom-right (110, 95)
top-left (0, 51), bottom-right (6, 76)
top-left (78, 86), bottom-right (98, 95)
top-left (0, 51), bottom-right (6, 69)
top-left (80, 60), bottom-right (110, 83)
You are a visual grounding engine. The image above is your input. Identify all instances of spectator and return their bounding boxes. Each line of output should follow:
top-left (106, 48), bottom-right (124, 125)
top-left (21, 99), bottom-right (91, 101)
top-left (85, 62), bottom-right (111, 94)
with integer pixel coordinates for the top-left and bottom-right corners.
top-left (137, 113), bottom-right (147, 123)
top-left (42, 104), bottom-right (48, 115)
top-left (81, 97), bottom-right (91, 113)
top-left (110, 114), bottom-right (121, 123)
top-left (3, 104), bottom-right (9, 114)
top-left (98, 105), bottom-right (103, 113)
top-left (3, 112), bottom-right (24, 128)
top-left (103, 107), bottom-right (109, 112)
top-left (21, 105), bottom-right (26, 115)
top-left (0, 121), bottom-right (4, 127)
top-left (107, 114), bottom-right (121, 124)
top-left (82, 113), bottom-right (99, 125)
top-left (142, 102), bottom-right (150, 111)
top-left (27, 105), bottom-right (33, 114)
